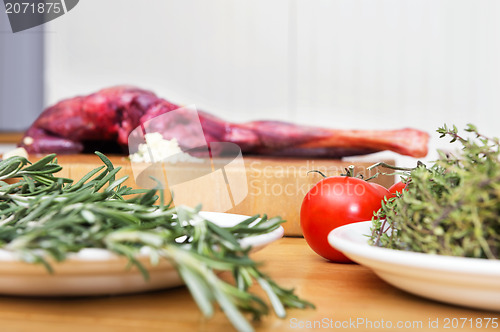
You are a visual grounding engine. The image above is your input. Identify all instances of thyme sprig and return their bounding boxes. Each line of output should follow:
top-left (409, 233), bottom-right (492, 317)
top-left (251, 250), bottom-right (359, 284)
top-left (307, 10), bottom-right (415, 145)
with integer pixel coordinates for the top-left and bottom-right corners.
top-left (0, 152), bottom-right (314, 331)
top-left (370, 124), bottom-right (500, 259)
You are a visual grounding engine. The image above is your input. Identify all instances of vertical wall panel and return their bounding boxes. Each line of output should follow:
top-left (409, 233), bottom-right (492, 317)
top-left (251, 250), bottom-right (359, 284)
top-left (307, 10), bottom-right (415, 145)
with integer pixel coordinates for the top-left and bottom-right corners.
top-left (0, 12), bottom-right (43, 130)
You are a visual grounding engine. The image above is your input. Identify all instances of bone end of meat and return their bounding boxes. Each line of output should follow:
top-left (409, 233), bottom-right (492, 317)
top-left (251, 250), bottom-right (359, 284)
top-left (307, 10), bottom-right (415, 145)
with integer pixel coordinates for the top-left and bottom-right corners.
top-left (297, 127), bottom-right (430, 158)
top-left (388, 128), bottom-right (430, 157)
top-left (360, 127), bottom-right (430, 158)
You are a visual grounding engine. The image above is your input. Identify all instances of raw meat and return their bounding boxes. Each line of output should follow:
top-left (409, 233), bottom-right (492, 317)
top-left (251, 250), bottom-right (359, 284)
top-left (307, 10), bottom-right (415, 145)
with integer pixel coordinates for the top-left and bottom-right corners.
top-left (19, 86), bottom-right (429, 158)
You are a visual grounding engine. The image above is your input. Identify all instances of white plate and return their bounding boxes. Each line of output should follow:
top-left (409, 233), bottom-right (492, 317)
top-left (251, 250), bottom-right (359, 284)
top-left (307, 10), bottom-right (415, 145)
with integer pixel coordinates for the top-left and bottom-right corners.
top-left (328, 221), bottom-right (500, 312)
top-left (0, 212), bottom-right (284, 296)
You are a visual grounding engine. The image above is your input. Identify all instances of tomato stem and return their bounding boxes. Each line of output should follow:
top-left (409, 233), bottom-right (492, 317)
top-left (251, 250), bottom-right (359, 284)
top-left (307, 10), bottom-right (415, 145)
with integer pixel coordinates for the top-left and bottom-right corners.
top-left (367, 161), bottom-right (424, 172)
top-left (341, 165), bottom-right (357, 178)
top-left (307, 170), bottom-right (327, 178)
top-left (366, 161), bottom-right (425, 181)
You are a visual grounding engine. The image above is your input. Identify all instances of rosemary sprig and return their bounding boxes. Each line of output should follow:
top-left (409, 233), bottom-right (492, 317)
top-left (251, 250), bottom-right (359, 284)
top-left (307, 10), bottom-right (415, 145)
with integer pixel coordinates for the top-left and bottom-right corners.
top-left (0, 152), bottom-right (314, 331)
top-left (370, 124), bottom-right (500, 259)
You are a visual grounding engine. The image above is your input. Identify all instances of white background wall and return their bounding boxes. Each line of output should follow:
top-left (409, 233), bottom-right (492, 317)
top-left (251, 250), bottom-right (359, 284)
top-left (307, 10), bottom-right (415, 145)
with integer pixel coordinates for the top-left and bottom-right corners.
top-left (44, 0), bottom-right (500, 165)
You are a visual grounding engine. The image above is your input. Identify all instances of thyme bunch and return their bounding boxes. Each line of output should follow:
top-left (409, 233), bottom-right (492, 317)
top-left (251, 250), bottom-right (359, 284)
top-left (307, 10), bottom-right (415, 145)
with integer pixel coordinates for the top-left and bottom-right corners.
top-left (371, 124), bottom-right (500, 259)
top-left (0, 152), bottom-right (313, 332)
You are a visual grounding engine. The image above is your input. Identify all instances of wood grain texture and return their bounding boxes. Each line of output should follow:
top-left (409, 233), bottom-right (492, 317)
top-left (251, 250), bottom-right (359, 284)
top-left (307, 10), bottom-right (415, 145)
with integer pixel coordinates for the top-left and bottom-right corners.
top-left (0, 132), bottom-right (23, 144)
top-left (28, 154), bottom-right (395, 236)
top-left (0, 238), bottom-right (496, 331)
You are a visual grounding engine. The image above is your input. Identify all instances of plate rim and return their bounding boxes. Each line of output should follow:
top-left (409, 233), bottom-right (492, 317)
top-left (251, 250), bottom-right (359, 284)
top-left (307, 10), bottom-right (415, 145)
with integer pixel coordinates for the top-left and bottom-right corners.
top-left (0, 211), bottom-right (284, 295)
top-left (328, 221), bottom-right (500, 276)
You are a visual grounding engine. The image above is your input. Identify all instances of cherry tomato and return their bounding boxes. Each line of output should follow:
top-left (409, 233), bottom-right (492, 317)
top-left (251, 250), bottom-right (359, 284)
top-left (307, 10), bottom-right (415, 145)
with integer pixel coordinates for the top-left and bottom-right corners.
top-left (388, 181), bottom-right (408, 197)
top-left (370, 182), bottom-right (390, 200)
top-left (300, 176), bottom-right (386, 263)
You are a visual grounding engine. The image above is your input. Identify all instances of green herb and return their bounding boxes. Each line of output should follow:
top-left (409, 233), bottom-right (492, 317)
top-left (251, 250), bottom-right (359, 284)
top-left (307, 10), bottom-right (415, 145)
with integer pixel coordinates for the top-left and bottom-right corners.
top-left (370, 124), bottom-right (500, 259)
top-left (0, 152), bottom-right (314, 331)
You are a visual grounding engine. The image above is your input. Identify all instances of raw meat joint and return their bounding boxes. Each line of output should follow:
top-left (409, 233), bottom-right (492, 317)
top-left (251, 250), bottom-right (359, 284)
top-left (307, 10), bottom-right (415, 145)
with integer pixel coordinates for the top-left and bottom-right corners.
top-left (19, 86), bottom-right (429, 158)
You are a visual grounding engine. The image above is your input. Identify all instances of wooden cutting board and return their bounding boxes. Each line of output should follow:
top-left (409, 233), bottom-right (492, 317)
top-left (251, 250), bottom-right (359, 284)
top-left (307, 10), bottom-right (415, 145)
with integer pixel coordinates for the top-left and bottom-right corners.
top-left (29, 154), bottom-right (394, 236)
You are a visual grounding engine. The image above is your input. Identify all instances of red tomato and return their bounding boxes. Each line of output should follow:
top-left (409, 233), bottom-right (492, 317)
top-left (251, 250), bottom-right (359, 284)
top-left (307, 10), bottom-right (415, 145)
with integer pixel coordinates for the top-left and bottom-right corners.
top-left (300, 176), bottom-right (386, 263)
top-left (388, 181), bottom-right (407, 197)
top-left (370, 183), bottom-right (390, 200)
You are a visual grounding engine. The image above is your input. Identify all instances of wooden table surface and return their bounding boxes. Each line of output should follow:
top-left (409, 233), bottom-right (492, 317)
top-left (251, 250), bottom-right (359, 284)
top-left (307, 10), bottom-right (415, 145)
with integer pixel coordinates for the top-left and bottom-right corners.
top-left (0, 132), bottom-right (23, 144)
top-left (0, 238), bottom-right (497, 332)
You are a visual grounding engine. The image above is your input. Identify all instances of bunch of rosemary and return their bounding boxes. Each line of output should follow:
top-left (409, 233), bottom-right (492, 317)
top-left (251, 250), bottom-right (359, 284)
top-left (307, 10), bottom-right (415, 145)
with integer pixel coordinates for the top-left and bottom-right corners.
top-left (371, 124), bottom-right (500, 259)
top-left (0, 152), bottom-right (313, 332)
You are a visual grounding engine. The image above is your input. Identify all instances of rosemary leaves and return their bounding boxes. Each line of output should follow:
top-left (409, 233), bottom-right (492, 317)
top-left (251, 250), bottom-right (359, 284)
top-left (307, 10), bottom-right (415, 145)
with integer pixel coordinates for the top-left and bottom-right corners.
top-left (0, 152), bottom-right (313, 332)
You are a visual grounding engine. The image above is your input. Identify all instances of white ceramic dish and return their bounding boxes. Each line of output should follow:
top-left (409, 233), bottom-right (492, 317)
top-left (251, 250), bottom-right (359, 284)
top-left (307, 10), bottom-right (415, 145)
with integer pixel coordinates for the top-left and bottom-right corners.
top-left (0, 212), bottom-right (284, 296)
top-left (328, 221), bottom-right (500, 312)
